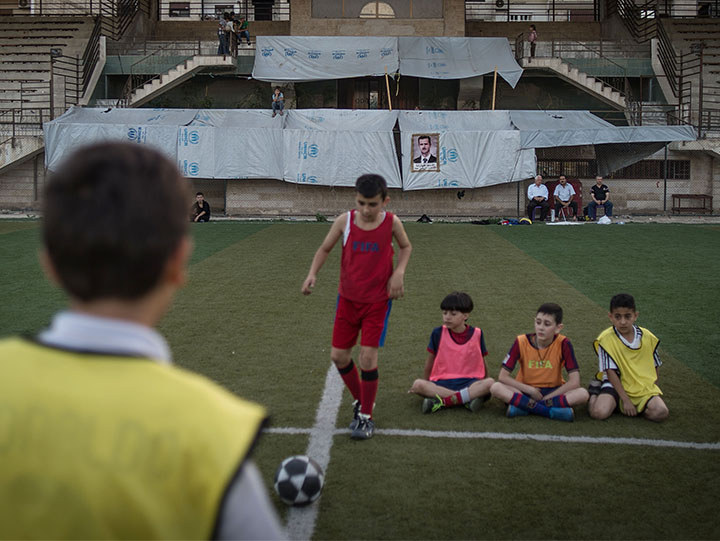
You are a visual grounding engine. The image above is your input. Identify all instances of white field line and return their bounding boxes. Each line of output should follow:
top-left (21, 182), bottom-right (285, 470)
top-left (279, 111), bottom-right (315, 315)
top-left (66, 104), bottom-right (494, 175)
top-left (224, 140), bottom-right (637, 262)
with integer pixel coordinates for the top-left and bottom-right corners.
top-left (284, 364), bottom-right (344, 541)
top-left (265, 426), bottom-right (720, 451)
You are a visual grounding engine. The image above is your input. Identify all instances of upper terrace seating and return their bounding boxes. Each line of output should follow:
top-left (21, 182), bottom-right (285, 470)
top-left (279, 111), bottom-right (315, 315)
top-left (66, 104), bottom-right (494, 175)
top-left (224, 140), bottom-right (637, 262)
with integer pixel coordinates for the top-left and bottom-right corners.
top-left (0, 16), bottom-right (94, 113)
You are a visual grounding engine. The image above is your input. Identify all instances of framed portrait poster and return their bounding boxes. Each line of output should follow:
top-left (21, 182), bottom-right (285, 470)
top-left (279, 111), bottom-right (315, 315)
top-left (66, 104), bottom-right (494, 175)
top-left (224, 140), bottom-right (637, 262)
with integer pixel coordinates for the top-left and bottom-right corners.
top-left (410, 133), bottom-right (440, 173)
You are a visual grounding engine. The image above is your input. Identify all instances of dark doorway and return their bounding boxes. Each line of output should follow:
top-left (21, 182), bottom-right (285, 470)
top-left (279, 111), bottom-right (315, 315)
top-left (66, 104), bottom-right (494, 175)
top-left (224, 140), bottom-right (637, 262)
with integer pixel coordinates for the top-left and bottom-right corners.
top-left (338, 76), bottom-right (419, 110)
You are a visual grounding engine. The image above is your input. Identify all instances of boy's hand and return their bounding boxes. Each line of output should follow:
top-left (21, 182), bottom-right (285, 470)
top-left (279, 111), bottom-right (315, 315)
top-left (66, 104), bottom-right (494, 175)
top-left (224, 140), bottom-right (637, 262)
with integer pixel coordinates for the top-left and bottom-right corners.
top-left (387, 272), bottom-right (405, 299)
top-left (301, 276), bottom-right (316, 295)
top-left (621, 397), bottom-right (637, 416)
top-left (528, 387), bottom-right (544, 401)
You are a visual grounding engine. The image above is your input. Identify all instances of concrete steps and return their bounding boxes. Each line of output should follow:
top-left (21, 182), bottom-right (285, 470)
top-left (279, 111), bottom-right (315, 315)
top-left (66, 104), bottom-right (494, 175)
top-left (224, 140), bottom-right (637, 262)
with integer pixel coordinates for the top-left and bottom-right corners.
top-left (519, 56), bottom-right (627, 109)
top-left (126, 54), bottom-right (236, 107)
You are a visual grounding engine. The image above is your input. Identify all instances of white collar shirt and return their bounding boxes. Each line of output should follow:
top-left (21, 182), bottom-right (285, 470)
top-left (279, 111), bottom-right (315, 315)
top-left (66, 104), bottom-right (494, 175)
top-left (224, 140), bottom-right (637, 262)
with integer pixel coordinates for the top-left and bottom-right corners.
top-left (38, 310), bottom-right (172, 364)
top-left (527, 183), bottom-right (548, 200)
top-left (554, 183), bottom-right (576, 202)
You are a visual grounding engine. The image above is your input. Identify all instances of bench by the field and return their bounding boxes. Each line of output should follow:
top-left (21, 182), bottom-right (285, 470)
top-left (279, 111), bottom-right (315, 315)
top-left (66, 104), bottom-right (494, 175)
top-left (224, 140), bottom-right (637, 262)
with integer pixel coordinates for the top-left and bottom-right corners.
top-left (671, 193), bottom-right (713, 214)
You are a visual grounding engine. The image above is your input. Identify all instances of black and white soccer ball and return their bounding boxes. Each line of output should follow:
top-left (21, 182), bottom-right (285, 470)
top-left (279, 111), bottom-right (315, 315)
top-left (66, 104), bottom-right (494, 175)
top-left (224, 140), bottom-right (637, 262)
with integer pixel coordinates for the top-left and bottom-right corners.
top-left (273, 455), bottom-right (325, 506)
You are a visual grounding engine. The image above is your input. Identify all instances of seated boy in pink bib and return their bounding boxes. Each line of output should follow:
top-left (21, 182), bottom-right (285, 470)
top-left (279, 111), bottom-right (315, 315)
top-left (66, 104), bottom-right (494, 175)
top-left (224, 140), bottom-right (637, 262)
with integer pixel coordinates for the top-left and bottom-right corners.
top-left (409, 292), bottom-right (494, 413)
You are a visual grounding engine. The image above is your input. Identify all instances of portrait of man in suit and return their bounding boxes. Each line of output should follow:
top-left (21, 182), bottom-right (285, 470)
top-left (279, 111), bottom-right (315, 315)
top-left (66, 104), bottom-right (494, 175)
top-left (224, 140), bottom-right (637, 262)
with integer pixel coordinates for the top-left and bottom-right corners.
top-left (411, 134), bottom-right (439, 172)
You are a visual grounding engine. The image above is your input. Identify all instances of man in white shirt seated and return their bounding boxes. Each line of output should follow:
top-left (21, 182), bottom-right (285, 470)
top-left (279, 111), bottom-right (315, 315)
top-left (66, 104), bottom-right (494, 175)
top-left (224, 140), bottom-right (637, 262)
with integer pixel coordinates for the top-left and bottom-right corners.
top-left (553, 175), bottom-right (578, 220)
top-left (527, 175), bottom-right (550, 221)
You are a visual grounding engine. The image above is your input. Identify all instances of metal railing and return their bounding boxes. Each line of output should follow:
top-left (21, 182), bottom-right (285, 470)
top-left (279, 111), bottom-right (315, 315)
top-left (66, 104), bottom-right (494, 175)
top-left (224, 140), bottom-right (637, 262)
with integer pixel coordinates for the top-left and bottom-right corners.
top-left (8, 0), bottom-right (150, 41)
top-left (158, 0), bottom-right (289, 21)
top-left (117, 40), bottom-right (204, 106)
top-left (466, 0), bottom-right (600, 21)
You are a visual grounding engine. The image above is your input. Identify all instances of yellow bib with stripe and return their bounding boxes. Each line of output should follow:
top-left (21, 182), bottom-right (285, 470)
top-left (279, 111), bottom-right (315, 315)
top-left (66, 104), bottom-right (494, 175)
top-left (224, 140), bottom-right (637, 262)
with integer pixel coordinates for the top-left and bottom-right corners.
top-left (594, 326), bottom-right (662, 400)
top-left (0, 337), bottom-right (267, 540)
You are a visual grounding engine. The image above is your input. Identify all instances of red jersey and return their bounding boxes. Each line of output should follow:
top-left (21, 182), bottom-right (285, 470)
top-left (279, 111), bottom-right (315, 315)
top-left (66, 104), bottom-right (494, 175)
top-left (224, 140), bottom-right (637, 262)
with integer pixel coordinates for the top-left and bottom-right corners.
top-left (339, 210), bottom-right (394, 303)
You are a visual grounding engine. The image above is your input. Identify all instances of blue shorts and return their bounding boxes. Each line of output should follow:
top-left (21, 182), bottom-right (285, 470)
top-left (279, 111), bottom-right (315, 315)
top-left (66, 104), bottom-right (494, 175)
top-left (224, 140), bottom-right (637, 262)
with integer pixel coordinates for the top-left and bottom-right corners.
top-left (539, 386), bottom-right (560, 397)
top-left (433, 377), bottom-right (480, 391)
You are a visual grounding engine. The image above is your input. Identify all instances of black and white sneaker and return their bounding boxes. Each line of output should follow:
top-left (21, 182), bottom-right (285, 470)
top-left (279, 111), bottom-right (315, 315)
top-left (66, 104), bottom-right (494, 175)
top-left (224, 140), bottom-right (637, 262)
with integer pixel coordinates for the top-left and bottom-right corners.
top-left (350, 414), bottom-right (375, 440)
top-left (348, 400), bottom-right (361, 430)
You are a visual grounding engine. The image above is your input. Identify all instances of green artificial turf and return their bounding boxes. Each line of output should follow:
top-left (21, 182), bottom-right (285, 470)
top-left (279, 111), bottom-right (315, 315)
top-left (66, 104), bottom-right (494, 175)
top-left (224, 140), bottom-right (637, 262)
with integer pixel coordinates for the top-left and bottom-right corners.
top-left (1, 219), bottom-right (719, 540)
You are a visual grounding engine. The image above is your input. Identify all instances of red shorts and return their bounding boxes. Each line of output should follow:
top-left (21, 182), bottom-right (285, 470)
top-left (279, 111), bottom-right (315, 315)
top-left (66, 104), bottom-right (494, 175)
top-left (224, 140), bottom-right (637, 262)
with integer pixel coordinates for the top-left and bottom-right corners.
top-left (332, 296), bottom-right (392, 350)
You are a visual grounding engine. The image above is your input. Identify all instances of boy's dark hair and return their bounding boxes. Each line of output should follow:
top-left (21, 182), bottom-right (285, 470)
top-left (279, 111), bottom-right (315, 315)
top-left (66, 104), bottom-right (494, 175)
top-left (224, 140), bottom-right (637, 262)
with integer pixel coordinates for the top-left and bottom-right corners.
top-left (530, 24), bottom-right (536, 30)
top-left (196, 191), bottom-right (204, 196)
top-left (440, 291), bottom-right (474, 313)
top-left (355, 174), bottom-right (388, 200)
top-left (537, 302), bottom-right (563, 324)
top-left (610, 293), bottom-right (636, 311)
top-left (43, 142), bottom-right (189, 302)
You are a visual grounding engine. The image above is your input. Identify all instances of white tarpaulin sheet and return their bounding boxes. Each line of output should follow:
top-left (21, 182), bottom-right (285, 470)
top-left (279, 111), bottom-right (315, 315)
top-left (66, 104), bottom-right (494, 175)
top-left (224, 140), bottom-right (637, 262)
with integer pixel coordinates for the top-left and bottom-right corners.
top-left (252, 37), bottom-right (399, 82)
top-left (398, 37), bottom-right (522, 87)
top-left (282, 109), bottom-right (401, 187)
top-left (44, 107), bottom-right (696, 189)
top-left (398, 111), bottom-right (536, 190)
top-left (252, 36), bottom-right (522, 87)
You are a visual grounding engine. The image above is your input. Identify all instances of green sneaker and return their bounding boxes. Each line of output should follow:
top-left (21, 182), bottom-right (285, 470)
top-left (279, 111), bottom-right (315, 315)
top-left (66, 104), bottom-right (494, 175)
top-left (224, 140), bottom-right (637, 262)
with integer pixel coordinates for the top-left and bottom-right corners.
top-left (422, 395), bottom-right (444, 414)
top-left (465, 396), bottom-right (486, 413)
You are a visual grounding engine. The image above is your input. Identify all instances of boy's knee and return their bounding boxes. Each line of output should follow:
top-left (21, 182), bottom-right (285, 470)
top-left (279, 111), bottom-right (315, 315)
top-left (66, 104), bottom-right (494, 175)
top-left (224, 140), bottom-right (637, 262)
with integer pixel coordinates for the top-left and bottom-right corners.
top-left (588, 398), bottom-right (613, 420)
top-left (645, 397), bottom-right (669, 422)
top-left (409, 379), bottom-right (427, 394)
top-left (489, 381), bottom-right (505, 399)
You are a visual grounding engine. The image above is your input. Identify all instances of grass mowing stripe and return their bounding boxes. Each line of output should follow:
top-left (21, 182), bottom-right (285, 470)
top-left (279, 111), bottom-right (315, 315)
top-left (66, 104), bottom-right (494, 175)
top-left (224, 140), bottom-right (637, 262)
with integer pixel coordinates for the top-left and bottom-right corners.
top-left (264, 427), bottom-right (720, 450)
top-left (286, 365), bottom-right (344, 541)
top-left (493, 223), bottom-right (720, 386)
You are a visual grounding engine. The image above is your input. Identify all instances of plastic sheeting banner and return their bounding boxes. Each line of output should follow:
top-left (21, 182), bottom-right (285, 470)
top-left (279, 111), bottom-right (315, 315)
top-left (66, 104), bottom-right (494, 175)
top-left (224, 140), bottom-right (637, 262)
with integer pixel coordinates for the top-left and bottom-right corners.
top-left (252, 36), bottom-right (399, 82)
top-left (252, 36), bottom-right (523, 87)
top-left (398, 37), bottom-right (522, 87)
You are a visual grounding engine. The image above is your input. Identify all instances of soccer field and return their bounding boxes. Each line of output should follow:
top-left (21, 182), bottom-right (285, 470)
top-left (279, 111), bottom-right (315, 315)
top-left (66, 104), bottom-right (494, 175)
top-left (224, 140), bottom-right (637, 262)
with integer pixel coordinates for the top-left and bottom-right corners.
top-left (2, 219), bottom-right (719, 540)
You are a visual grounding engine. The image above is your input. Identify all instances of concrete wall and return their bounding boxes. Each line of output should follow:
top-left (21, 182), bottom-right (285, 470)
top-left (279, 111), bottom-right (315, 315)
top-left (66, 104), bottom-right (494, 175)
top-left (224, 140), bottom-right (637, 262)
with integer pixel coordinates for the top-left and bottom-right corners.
top-left (1, 150), bottom-right (716, 217)
top-left (290, 0), bottom-right (465, 37)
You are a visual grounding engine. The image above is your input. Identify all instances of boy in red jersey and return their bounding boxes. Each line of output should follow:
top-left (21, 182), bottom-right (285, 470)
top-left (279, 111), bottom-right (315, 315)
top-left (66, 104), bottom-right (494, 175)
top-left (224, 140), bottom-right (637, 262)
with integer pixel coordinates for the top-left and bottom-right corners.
top-left (490, 303), bottom-right (589, 422)
top-left (409, 292), bottom-right (494, 413)
top-left (301, 174), bottom-right (412, 440)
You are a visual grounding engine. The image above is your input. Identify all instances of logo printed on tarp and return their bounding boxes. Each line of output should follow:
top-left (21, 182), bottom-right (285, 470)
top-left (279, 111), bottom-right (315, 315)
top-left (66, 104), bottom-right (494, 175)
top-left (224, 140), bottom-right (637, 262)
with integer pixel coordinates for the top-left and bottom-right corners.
top-left (307, 50), bottom-right (322, 59)
top-left (356, 49), bottom-right (370, 59)
top-left (261, 47), bottom-right (274, 57)
top-left (179, 128), bottom-right (200, 146)
top-left (380, 48), bottom-right (393, 58)
top-left (297, 173), bottom-right (318, 183)
top-left (331, 50), bottom-right (346, 60)
top-left (439, 146), bottom-right (458, 165)
top-left (426, 46), bottom-right (445, 55)
top-left (179, 160), bottom-right (200, 176)
top-left (127, 127), bottom-right (147, 143)
top-left (436, 178), bottom-right (460, 187)
top-left (284, 48), bottom-right (297, 57)
top-left (298, 142), bottom-right (319, 159)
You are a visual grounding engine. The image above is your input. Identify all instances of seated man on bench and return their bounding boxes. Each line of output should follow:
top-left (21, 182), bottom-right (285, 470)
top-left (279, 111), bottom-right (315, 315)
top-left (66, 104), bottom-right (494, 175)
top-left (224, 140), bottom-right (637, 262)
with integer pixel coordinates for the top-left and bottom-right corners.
top-left (588, 175), bottom-right (613, 220)
top-left (553, 175), bottom-right (578, 220)
top-left (527, 175), bottom-right (550, 221)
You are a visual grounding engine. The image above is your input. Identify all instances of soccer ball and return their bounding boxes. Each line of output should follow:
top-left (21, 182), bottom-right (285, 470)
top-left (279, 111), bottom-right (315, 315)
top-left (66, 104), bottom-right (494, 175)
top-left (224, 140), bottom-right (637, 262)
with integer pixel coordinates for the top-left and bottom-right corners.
top-left (273, 455), bottom-right (325, 506)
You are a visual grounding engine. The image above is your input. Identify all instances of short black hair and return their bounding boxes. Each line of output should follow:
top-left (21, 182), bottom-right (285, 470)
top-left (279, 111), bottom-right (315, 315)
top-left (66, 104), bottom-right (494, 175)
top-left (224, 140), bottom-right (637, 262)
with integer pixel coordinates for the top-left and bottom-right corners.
top-left (610, 293), bottom-right (636, 311)
top-left (537, 302), bottom-right (563, 324)
top-left (196, 192), bottom-right (204, 196)
top-left (43, 142), bottom-right (189, 302)
top-left (440, 292), bottom-right (474, 313)
top-left (355, 174), bottom-right (388, 200)
top-left (417, 135), bottom-right (431, 144)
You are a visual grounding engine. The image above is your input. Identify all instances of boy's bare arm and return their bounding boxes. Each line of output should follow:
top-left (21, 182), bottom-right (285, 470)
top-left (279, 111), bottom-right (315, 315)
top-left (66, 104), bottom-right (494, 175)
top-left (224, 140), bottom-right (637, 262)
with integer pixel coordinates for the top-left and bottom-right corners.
top-left (607, 369), bottom-right (637, 416)
top-left (543, 370), bottom-right (581, 400)
top-left (498, 367), bottom-right (543, 401)
top-left (387, 216), bottom-right (412, 299)
top-left (301, 214), bottom-right (345, 295)
top-left (422, 352), bottom-right (436, 381)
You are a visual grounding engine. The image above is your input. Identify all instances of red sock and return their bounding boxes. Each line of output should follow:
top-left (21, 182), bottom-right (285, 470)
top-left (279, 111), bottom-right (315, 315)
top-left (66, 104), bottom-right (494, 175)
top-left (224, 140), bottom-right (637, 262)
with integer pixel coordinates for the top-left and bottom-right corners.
top-left (441, 392), bottom-right (463, 407)
top-left (337, 360), bottom-right (361, 402)
top-left (360, 368), bottom-right (378, 417)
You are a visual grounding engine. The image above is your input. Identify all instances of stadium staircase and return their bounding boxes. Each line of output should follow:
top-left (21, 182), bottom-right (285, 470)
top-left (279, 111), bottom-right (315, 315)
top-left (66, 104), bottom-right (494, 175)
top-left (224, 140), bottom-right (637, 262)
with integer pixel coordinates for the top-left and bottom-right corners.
top-left (518, 56), bottom-right (627, 109)
top-left (119, 53), bottom-right (237, 107)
